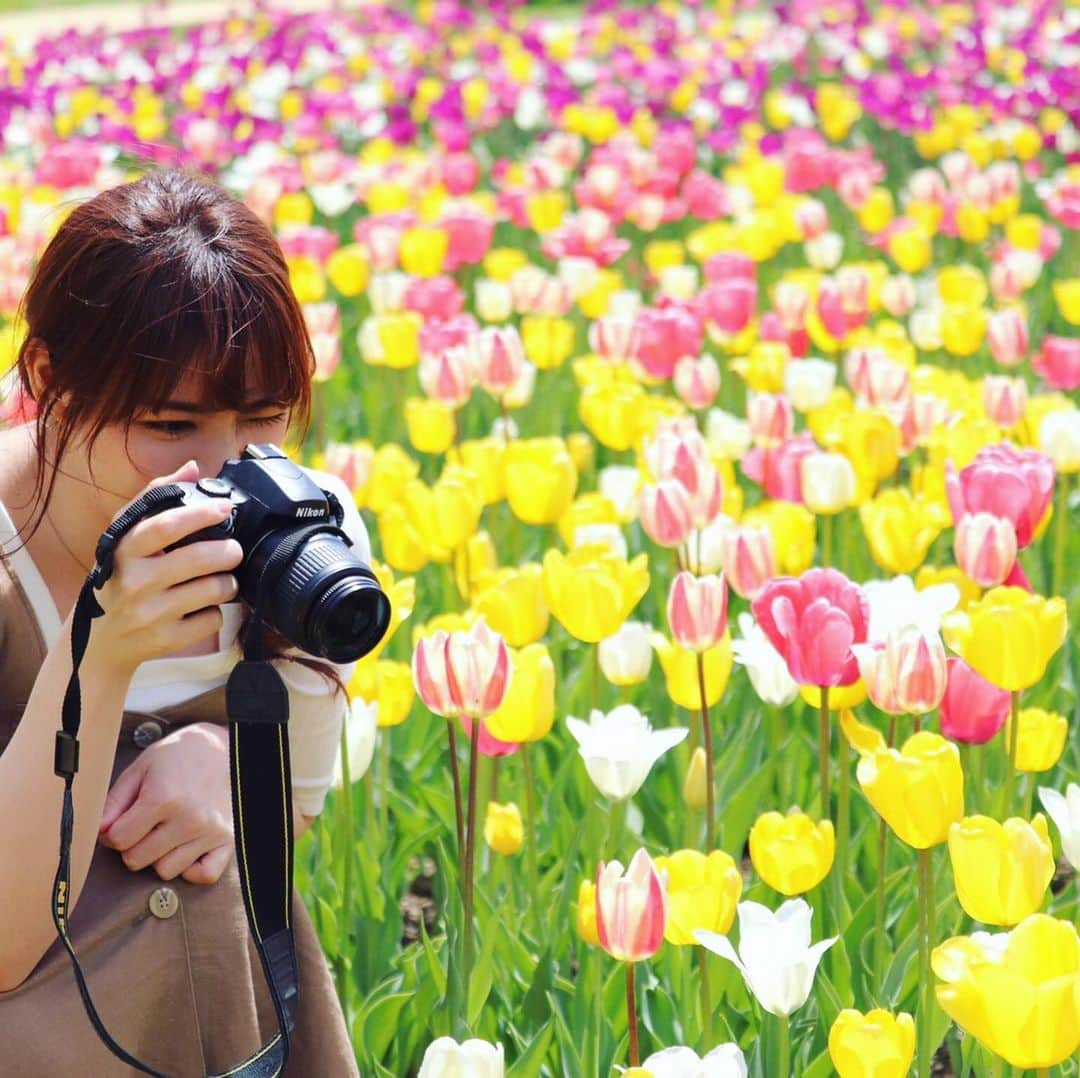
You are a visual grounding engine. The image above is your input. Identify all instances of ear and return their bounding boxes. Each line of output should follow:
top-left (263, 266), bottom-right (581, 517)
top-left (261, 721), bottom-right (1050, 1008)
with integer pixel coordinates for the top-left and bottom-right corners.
top-left (23, 338), bottom-right (52, 402)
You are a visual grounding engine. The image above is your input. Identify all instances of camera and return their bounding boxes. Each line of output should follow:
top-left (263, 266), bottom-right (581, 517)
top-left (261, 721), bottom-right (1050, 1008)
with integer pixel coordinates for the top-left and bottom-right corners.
top-left (159, 444), bottom-right (390, 663)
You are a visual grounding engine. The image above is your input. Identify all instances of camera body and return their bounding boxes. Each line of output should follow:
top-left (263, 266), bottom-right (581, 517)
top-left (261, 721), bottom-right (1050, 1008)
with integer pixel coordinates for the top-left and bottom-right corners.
top-left (163, 444), bottom-right (390, 663)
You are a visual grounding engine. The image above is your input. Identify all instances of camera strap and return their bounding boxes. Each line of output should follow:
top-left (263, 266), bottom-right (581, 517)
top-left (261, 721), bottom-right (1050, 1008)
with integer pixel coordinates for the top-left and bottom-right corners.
top-left (52, 484), bottom-right (300, 1078)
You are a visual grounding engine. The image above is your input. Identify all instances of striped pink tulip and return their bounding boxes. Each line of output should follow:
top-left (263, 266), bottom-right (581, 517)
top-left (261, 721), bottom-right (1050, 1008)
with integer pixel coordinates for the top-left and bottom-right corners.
top-left (639, 480), bottom-right (694, 548)
top-left (596, 848), bottom-right (668, 962)
top-left (853, 627), bottom-right (948, 716)
top-left (419, 344), bottom-right (474, 409)
top-left (412, 621), bottom-right (511, 720)
top-left (954, 512), bottom-right (1017, 588)
top-left (667, 571), bottom-right (729, 652)
top-left (880, 275), bottom-right (916, 318)
top-left (747, 392), bottom-right (794, 448)
top-left (589, 315), bottom-right (640, 362)
top-left (982, 375), bottom-right (1028, 428)
top-left (673, 355), bottom-right (721, 410)
top-left (719, 524), bottom-right (776, 600)
top-left (986, 308), bottom-right (1029, 368)
top-left (472, 326), bottom-right (526, 399)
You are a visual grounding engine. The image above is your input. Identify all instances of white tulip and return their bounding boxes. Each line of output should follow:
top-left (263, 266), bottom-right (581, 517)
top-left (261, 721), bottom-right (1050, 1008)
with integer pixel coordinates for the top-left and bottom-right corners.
top-left (599, 465), bottom-right (642, 523)
top-left (862, 575), bottom-right (959, 641)
top-left (566, 705), bottom-right (688, 801)
top-left (784, 357), bottom-right (836, 412)
top-left (1038, 782), bottom-right (1080, 871)
top-left (573, 523), bottom-right (628, 559)
top-left (1039, 409), bottom-right (1080, 473)
top-left (805, 231), bottom-right (843, 271)
top-left (607, 289), bottom-right (643, 320)
top-left (693, 514), bottom-right (735, 575)
top-left (637, 1044), bottom-right (748, 1078)
top-left (417, 1037), bottom-right (505, 1078)
top-left (475, 278), bottom-right (513, 323)
top-left (331, 698), bottom-right (377, 788)
top-left (731, 612), bottom-right (799, 707)
top-left (705, 408), bottom-right (752, 460)
top-left (598, 620), bottom-right (653, 686)
top-left (696, 899), bottom-right (836, 1017)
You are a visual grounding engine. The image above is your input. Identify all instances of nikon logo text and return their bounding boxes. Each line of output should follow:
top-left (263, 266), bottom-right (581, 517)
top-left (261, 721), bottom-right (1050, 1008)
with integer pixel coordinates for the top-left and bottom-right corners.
top-left (296, 506), bottom-right (323, 518)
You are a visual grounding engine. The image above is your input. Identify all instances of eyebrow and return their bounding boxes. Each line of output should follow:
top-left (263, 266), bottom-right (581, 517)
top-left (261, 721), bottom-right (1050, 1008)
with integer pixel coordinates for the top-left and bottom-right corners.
top-left (155, 398), bottom-right (286, 413)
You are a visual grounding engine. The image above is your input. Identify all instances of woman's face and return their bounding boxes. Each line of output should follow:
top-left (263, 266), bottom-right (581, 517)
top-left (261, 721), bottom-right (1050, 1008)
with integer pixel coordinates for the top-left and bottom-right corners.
top-left (64, 371), bottom-right (291, 526)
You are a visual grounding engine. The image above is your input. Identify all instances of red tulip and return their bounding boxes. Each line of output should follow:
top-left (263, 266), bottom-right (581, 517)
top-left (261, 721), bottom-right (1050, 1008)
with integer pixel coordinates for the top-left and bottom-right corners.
top-left (596, 848), bottom-right (668, 962)
top-left (667, 571), bottom-right (729, 653)
top-left (938, 657), bottom-right (1011, 745)
top-left (751, 568), bottom-right (870, 687)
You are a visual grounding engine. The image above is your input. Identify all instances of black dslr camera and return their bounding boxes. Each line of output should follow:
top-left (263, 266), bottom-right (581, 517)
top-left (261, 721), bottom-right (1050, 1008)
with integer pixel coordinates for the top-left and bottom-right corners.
top-left (163, 444), bottom-right (390, 663)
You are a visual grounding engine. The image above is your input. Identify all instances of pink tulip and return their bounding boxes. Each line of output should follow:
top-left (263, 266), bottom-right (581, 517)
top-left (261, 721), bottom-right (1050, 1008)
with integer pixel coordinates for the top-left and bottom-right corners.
top-left (419, 313), bottom-right (478, 362)
top-left (644, 421), bottom-right (724, 526)
top-left (989, 256), bottom-right (1030, 305)
top-left (322, 441), bottom-right (373, 494)
top-left (419, 344), bottom-right (474, 408)
top-left (589, 316), bottom-right (641, 363)
top-left (880, 275), bottom-right (916, 318)
top-left (696, 277), bottom-right (757, 337)
top-left (703, 252), bottom-right (756, 284)
top-left (406, 276), bottom-right (466, 322)
top-left (472, 326), bottom-right (526, 399)
top-left (844, 347), bottom-right (910, 407)
top-left (774, 281), bottom-right (811, 330)
top-left (982, 375), bottom-right (1028, 428)
top-left (796, 199), bottom-right (829, 239)
top-left (681, 170), bottom-right (729, 219)
top-left (440, 152), bottom-right (480, 195)
top-left (1033, 335), bottom-right (1080, 391)
top-left (412, 621), bottom-right (511, 720)
top-left (639, 480), bottom-right (694, 548)
top-left (954, 512), bottom-right (1018, 588)
top-left (720, 525), bottom-right (776, 600)
top-left (751, 568), bottom-right (870, 687)
top-left (673, 355), bottom-right (721, 410)
top-left (741, 433), bottom-right (817, 502)
top-left (441, 208), bottom-right (495, 271)
top-left (747, 392), bottom-right (795, 448)
top-left (632, 305), bottom-right (704, 380)
top-left (946, 444), bottom-right (1055, 548)
top-left (938, 657), bottom-right (1011, 744)
top-left (986, 309), bottom-right (1029, 368)
top-left (595, 848), bottom-right (668, 963)
top-left (459, 715), bottom-right (520, 758)
top-left (853, 627), bottom-right (948, 716)
top-left (668, 571), bottom-right (729, 652)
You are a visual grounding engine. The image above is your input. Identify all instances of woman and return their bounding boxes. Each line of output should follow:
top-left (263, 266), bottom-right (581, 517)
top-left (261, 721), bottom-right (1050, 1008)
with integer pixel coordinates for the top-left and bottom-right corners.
top-left (0, 168), bottom-right (362, 1075)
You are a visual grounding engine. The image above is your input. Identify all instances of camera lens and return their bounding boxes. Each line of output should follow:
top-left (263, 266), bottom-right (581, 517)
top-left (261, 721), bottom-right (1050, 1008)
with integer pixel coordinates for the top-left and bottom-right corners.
top-left (307, 578), bottom-right (392, 664)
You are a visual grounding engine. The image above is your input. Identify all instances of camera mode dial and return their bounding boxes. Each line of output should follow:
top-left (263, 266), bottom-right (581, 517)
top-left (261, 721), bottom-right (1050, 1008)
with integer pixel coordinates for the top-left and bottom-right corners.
top-left (196, 477), bottom-right (233, 497)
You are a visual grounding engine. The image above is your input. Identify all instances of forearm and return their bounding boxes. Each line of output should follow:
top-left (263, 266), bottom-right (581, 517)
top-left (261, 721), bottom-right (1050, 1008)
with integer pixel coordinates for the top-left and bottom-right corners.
top-left (0, 614), bottom-right (130, 991)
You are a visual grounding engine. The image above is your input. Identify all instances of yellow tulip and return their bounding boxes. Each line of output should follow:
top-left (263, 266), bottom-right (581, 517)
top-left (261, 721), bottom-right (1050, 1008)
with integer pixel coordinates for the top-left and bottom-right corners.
top-left (578, 268), bottom-right (624, 320)
top-left (828, 1009), bottom-right (915, 1078)
top-left (521, 315), bottom-right (575, 370)
top-left (399, 225), bottom-right (448, 277)
top-left (471, 565), bottom-right (549, 647)
top-left (730, 341), bottom-right (788, 393)
top-left (941, 304), bottom-right (987, 357)
top-left (915, 564), bottom-right (982, 610)
top-left (483, 247), bottom-right (529, 282)
top-left (363, 311), bottom-right (423, 369)
top-left (651, 632), bottom-right (732, 710)
top-left (800, 681), bottom-right (867, 710)
top-left (839, 708), bottom-right (887, 756)
top-left (503, 437), bottom-right (578, 525)
top-left (948, 815), bottom-right (1055, 926)
top-left (576, 879), bottom-right (600, 946)
top-left (454, 530), bottom-right (497, 601)
top-left (816, 82), bottom-right (861, 140)
top-left (483, 643), bottom-right (555, 743)
top-left (742, 500), bottom-right (816, 575)
top-left (856, 731), bottom-right (964, 849)
top-left (325, 243), bottom-right (370, 296)
top-left (349, 659), bottom-right (414, 728)
top-left (286, 255), bottom-right (326, 304)
top-left (401, 467), bottom-right (482, 554)
top-left (941, 587), bottom-right (1067, 692)
top-left (274, 190), bottom-right (314, 228)
top-left (543, 546), bottom-right (649, 643)
top-left (364, 560), bottom-right (415, 661)
top-left (377, 503), bottom-right (431, 573)
top-left (1006, 213), bottom-right (1044, 251)
top-left (939, 265), bottom-right (988, 308)
top-left (683, 746), bottom-right (708, 811)
top-left (456, 438), bottom-right (506, 506)
top-left (841, 409), bottom-right (901, 488)
top-left (933, 914), bottom-right (1080, 1069)
top-left (888, 226), bottom-right (933, 274)
top-left (653, 849), bottom-right (742, 946)
top-left (483, 802), bottom-right (523, 856)
top-left (749, 811), bottom-right (835, 896)
top-left (1007, 708), bottom-right (1069, 773)
top-left (1052, 278), bottom-right (1080, 325)
top-left (579, 383), bottom-right (648, 451)
top-left (557, 493), bottom-right (619, 548)
top-left (525, 190), bottom-right (567, 233)
top-left (405, 397), bottom-right (456, 455)
top-left (643, 240), bottom-right (686, 274)
top-left (859, 488), bottom-right (948, 574)
top-left (857, 186), bottom-right (894, 233)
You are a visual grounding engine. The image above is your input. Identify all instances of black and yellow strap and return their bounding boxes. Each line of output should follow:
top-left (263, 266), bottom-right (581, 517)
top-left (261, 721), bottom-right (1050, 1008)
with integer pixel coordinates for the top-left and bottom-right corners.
top-left (51, 484), bottom-right (299, 1078)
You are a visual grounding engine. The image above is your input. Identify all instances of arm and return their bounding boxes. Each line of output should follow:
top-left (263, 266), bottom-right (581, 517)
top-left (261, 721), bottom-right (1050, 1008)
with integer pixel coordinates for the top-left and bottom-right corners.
top-left (0, 612), bottom-right (132, 991)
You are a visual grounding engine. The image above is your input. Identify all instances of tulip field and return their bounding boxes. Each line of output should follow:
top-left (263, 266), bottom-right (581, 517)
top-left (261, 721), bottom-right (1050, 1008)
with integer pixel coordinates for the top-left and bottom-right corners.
top-left (5, 0), bottom-right (1080, 1075)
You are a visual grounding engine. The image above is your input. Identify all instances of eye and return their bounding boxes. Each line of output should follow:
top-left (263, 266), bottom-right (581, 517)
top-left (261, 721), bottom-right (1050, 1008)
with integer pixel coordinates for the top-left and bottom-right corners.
top-left (244, 412), bottom-right (288, 428)
top-left (142, 420), bottom-right (196, 437)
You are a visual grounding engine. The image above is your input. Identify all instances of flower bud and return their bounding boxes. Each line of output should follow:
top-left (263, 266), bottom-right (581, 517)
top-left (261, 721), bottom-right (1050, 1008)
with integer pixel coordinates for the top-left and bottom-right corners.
top-left (673, 354), bottom-right (721, 410)
top-left (575, 879), bottom-right (600, 946)
top-left (747, 391), bottom-right (794, 447)
top-left (749, 811), bottom-right (835, 896)
top-left (987, 308), bottom-right (1029, 367)
top-left (683, 746), bottom-right (708, 810)
top-left (483, 801), bottom-right (524, 856)
top-left (1007, 708), bottom-right (1068, 772)
top-left (667, 571), bottom-right (729, 653)
top-left (983, 375), bottom-right (1028, 428)
top-left (954, 512), bottom-right (1018, 588)
top-left (640, 480), bottom-right (694, 548)
top-left (829, 1009), bottom-right (915, 1078)
top-left (719, 524), bottom-right (776, 600)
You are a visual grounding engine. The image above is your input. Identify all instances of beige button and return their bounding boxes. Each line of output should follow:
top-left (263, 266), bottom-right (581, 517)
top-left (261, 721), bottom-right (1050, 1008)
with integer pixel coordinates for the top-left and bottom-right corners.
top-left (133, 720), bottom-right (163, 749)
top-left (148, 887), bottom-right (179, 920)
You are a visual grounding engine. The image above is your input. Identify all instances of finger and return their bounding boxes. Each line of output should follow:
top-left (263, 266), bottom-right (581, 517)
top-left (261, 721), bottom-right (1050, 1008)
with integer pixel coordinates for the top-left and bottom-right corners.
top-left (102, 794), bottom-right (170, 853)
top-left (99, 756), bottom-right (148, 835)
top-left (155, 572), bottom-right (239, 622)
top-left (121, 500), bottom-right (235, 560)
top-left (150, 836), bottom-right (216, 882)
top-left (152, 539), bottom-right (243, 590)
top-left (179, 843), bottom-right (234, 886)
top-left (119, 815), bottom-right (200, 873)
top-left (145, 459), bottom-right (199, 492)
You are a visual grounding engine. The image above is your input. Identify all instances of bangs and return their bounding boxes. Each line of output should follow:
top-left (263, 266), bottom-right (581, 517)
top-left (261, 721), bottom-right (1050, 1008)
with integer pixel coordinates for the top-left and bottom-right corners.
top-left (115, 258), bottom-right (314, 420)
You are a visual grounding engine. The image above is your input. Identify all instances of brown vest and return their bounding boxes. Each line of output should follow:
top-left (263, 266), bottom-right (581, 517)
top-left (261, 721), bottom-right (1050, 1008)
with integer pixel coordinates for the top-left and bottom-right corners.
top-left (0, 548), bottom-right (358, 1077)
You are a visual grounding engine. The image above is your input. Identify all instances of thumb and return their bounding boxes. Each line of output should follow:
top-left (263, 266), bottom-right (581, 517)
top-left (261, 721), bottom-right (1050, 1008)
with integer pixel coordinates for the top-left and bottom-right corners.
top-left (99, 757), bottom-right (147, 836)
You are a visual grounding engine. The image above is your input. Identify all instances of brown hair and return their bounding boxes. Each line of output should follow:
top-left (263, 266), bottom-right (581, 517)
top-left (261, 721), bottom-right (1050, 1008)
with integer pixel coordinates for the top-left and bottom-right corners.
top-left (11, 167), bottom-right (344, 697)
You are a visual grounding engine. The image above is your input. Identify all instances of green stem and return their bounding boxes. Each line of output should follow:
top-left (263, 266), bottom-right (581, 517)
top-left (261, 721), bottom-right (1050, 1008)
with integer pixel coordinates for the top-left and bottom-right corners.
top-left (777, 1013), bottom-right (790, 1078)
top-left (336, 721), bottom-right (354, 1016)
top-left (821, 511), bottom-right (832, 568)
top-left (697, 651), bottom-right (716, 850)
top-left (463, 713), bottom-right (482, 1030)
top-left (699, 947), bottom-right (712, 1054)
top-left (591, 642), bottom-right (600, 714)
top-left (521, 743), bottom-right (539, 925)
top-left (837, 733), bottom-right (850, 892)
top-left (446, 720), bottom-right (466, 870)
top-left (626, 962), bottom-right (640, 1067)
top-left (1002, 691), bottom-right (1020, 819)
top-left (969, 739), bottom-right (985, 817)
top-left (873, 814), bottom-right (889, 995)
top-left (609, 796), bottom-right (628, 862)
top-left (917, 848), bottom-right (932, 1078)
top-left (770, 705), bottom-right (785, 804)
top-left (1053, 471), bottom-right (1069, 598)
top-left (819, 687), bottom-right (831, 818)
top-left (378, 725), bottom-right (390, 838)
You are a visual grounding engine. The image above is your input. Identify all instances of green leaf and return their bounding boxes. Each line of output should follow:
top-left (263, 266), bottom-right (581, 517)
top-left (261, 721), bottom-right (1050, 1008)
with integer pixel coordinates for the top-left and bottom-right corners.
top-left (467, 937), bottom-right (496, 1030)
top-left (507, 1019), bottom-right (556, 1078)
top-left (419, 919), bottom-right (448, 996)
top-left (316, 896), bottom-right (339, 953)
top-left (522, 947), bottom-right (555, 1026)
top-left (362, 991), bottom-right (413, 1062)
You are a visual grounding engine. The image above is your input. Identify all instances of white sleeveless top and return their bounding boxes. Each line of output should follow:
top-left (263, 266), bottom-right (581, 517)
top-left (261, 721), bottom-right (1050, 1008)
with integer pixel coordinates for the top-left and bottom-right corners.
top-left (0, 468), bottom-right (369, 816)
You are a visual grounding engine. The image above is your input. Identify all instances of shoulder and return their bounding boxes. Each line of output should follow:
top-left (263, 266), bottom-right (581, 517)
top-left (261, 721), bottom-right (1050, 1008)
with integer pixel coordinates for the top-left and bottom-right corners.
top-left (302, 466), bottom-right (371, 564)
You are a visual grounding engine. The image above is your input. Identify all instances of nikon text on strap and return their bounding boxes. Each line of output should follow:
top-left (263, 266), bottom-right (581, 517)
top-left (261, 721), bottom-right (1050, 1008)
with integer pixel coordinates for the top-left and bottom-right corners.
top-left (52, 484), bottom-right (299, 1078)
